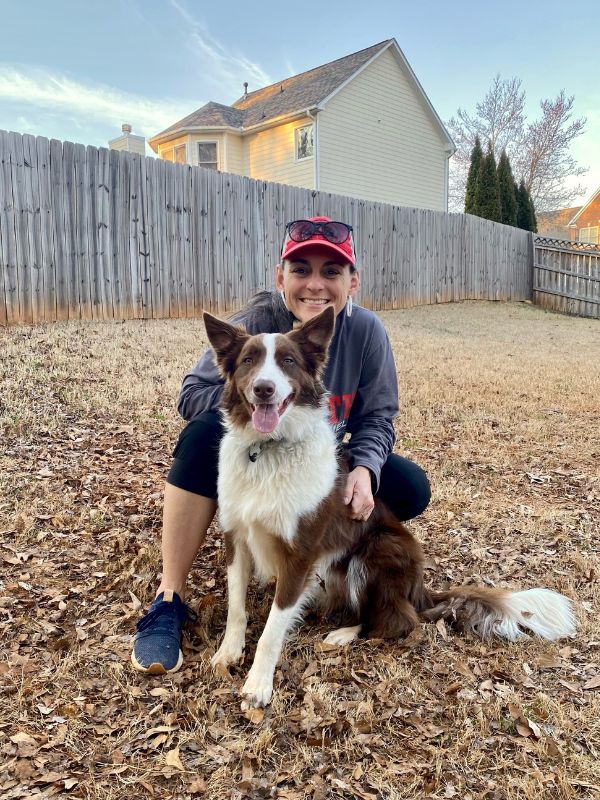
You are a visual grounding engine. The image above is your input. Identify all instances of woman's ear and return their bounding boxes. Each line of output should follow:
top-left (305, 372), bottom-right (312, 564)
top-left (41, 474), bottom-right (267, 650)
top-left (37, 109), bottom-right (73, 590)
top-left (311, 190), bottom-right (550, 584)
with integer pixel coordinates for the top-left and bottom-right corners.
top-left (348, 269), bottom-right (360, 297)
top-left (275, 264), bottom-right (284, 291)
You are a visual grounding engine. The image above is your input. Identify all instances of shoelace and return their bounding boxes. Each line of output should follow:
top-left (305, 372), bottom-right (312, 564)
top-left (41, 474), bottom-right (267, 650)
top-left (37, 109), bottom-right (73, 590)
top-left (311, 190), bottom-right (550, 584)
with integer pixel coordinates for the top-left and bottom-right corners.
top-left (135, 600), bottom-right (197, 634)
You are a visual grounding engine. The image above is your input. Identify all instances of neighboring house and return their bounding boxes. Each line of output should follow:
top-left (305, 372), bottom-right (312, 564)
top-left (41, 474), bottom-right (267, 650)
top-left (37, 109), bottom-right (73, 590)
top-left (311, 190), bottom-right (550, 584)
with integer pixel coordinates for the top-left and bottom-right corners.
top-left (567, 187), bottom-right (600, 244)
top-left (537, 187), bottom-right (600, 244)
top-left (149, 40), bottom-right (455, 211)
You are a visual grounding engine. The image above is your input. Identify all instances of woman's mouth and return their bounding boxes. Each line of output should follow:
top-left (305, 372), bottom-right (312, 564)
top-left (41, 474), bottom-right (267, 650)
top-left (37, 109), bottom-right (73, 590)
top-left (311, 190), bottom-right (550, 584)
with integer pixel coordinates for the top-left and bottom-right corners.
top-left (300, 298), bottom-right (329, 305)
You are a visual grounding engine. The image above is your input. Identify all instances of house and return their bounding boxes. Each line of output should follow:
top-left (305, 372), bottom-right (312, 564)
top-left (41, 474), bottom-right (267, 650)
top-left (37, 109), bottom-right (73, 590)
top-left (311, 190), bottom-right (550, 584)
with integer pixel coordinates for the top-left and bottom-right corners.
top-left (537, 186), bottom-right (600, 244)
top-left (149, 40), bottom-right (455, 211)
top-left (567, 187), bottom-right (600, 244)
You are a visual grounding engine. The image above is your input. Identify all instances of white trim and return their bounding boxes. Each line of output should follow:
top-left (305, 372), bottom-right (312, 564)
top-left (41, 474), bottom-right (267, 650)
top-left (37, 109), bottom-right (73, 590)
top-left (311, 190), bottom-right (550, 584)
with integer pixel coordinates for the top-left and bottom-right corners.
top-left (223, 132), bottom-right (228, 171)
top-left (568, 187), bottom-right (600, 225)
top-left (307, 108), bottom-right (320, 190)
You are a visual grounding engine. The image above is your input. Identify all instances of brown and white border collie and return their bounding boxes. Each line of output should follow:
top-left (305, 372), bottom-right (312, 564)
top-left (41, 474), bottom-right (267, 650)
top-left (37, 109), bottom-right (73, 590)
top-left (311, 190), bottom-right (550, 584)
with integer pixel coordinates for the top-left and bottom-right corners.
top-left (203, 306), bottom-right (575, 710)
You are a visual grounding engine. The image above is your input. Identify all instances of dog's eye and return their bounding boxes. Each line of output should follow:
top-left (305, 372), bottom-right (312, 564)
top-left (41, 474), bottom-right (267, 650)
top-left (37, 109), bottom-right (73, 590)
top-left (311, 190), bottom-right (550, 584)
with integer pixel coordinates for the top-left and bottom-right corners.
top-left (282, 357), bottom-right (295, 365)
top-left (242, 357), bottom-right (253, 364)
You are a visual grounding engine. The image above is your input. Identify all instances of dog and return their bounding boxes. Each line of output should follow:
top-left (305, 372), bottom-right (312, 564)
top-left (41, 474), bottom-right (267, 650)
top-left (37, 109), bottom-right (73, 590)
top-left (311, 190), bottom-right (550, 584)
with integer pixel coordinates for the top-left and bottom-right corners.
top-left (203, 306), bottom-right (575, 709)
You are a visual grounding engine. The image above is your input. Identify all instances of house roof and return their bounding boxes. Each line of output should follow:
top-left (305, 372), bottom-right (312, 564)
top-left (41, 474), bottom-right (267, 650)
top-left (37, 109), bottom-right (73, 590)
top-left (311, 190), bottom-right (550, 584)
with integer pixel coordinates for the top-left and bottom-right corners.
top-left (229, 41), bottom-right (391, 127)
top-left (568, 187), bottom-right (600, 225)
top-left (537, 206), bottom-right (582, 234)
top-left (149, 39), bottom-right (454, 152)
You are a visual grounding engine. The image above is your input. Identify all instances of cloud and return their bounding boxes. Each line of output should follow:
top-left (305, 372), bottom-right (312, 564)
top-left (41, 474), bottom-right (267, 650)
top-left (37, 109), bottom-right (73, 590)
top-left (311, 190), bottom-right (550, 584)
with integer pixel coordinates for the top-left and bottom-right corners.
top-left (0, 65), bottom-right (194, 138)
top-left (168, 0), bottom-right (272, 98)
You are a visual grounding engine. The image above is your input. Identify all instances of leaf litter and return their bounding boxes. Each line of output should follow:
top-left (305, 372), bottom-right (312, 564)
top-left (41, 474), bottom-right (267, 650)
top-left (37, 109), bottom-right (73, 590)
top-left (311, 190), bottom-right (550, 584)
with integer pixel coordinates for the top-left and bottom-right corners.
top-left (1, 301), bottom-right (599, 799)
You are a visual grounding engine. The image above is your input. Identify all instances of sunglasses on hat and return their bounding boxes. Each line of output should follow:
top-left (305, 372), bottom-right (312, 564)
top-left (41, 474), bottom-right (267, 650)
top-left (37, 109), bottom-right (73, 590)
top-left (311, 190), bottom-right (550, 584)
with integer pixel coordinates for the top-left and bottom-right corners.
top-left (285, 219), bottom-right (353, 245)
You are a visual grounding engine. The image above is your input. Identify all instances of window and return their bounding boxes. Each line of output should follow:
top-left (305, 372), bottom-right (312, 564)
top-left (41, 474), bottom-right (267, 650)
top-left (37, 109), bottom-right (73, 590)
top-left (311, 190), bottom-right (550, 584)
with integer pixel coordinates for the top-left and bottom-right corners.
top-left (161, 144), bottom-right (187, 163)
top-left (578, 226), bottom-right (599, 244)
top-left (295, 124), bottom-right (314, 160)
top-left (198, 142), bottom-right (218, 170)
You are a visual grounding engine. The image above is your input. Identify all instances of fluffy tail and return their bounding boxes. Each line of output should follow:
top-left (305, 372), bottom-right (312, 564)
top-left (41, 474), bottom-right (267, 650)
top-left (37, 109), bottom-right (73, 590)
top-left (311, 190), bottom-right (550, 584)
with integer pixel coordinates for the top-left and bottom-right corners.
top-left (422, 587), bottom-right (576, 641)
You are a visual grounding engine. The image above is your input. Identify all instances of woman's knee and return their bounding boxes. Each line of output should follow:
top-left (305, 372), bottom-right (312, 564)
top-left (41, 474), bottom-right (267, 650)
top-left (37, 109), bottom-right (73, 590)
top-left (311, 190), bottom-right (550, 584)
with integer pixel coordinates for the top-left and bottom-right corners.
top-left (166, 413), bottom-right (223, 498)
top-left (378, 454), bottom-right (431, 521)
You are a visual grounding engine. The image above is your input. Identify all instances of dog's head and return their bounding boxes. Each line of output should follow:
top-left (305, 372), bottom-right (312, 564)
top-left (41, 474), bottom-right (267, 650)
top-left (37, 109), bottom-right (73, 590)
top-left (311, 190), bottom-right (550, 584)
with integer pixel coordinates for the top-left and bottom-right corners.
top-left (203, 306), bottom-right (335, 435)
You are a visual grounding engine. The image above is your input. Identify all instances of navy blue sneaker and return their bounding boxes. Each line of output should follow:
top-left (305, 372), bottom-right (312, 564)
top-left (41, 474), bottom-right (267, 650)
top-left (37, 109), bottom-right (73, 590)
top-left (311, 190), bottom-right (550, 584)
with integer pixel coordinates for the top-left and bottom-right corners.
top-left (131, 590), bottom-right (196, 675)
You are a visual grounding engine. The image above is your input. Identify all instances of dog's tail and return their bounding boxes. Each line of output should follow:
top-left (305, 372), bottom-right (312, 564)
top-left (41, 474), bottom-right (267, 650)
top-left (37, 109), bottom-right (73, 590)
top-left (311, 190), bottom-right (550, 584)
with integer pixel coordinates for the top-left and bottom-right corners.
top-left (421, 586), bottom-right (576, 641)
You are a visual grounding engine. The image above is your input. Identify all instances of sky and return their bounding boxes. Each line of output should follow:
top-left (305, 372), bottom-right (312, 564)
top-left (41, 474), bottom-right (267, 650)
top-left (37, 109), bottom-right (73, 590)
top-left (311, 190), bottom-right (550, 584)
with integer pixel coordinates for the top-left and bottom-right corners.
top-left (1, 0), bottom-right (598, 206)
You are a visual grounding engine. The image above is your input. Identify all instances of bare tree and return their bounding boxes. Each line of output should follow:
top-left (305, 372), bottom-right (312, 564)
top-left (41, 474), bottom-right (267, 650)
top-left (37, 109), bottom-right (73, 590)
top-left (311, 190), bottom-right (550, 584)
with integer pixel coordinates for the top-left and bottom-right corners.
top-left (447, 76), bottom-right (587, 212)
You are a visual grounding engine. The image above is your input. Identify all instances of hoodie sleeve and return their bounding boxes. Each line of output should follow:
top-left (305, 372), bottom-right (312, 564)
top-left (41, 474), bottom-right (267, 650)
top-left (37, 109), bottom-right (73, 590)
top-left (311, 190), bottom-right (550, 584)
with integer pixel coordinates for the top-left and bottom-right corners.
top-left (344, 321), bottom-right (398, 493)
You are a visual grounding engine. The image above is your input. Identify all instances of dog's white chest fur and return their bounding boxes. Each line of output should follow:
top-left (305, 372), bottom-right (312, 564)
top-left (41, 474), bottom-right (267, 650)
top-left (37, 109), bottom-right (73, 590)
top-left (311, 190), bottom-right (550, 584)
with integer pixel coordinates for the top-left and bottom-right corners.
top-left (218, 408), bottom-right (338, 569)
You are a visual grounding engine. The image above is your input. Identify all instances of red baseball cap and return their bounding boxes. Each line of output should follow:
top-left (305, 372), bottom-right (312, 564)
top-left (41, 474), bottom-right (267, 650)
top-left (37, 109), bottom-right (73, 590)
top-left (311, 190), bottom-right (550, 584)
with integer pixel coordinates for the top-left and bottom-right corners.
top-left (281, 216), bottom-right (356, 266)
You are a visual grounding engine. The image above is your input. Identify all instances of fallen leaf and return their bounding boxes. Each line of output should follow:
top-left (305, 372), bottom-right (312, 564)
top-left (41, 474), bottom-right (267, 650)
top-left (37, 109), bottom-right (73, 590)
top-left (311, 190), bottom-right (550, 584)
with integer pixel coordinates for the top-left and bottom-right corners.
top-left (164, 746), bottom-right (185, 771)
top-left (583, 675), bottom-right (600, 690)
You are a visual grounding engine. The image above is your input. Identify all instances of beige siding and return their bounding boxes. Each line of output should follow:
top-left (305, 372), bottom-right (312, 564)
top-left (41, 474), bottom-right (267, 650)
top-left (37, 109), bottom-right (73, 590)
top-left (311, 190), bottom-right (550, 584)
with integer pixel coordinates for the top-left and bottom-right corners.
top-left (244, 119), bottom-right (314, 189)
top-left (223, 132), bottom-right (244, 174)
top-left (319, 48), bottom-right (448, 210)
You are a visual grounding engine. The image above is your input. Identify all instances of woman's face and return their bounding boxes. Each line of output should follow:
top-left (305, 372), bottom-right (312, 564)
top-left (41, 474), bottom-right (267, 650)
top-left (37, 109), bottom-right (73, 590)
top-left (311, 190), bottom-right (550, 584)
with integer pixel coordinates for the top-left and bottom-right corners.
top-left (275, 248), bottom-right (360, 323)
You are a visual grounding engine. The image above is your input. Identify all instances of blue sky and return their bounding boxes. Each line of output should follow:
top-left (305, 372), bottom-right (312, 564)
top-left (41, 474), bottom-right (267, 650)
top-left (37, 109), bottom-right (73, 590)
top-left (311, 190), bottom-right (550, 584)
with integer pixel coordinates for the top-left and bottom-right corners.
top-left (1, 0), bottom-right (598, 204)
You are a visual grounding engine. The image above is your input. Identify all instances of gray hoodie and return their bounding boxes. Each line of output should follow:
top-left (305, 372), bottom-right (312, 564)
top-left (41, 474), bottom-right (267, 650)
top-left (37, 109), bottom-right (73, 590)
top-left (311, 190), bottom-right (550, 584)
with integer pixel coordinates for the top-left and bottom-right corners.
top-left (178, 292), bottom-right (398, 491)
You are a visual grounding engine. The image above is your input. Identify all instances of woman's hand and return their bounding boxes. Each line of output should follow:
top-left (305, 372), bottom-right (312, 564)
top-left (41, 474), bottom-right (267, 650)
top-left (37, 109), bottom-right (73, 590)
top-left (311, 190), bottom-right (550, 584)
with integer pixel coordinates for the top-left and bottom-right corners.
top-left (344, 466), bottom-right (375, 521)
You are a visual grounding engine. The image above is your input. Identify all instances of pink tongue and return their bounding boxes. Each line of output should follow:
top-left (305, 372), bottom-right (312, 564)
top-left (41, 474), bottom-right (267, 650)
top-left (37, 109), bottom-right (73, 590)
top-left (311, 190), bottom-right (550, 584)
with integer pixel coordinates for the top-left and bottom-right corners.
top-left (252, 404), bottom-right (279, 434)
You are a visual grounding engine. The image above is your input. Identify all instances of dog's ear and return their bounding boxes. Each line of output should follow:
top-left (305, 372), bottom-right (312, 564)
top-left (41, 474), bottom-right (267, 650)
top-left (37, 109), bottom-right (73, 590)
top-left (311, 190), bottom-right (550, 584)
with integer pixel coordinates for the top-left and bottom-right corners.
top-left (203, 312), bottom-right (249, 377)
top-left (287, 305), bottom-right (336, 374)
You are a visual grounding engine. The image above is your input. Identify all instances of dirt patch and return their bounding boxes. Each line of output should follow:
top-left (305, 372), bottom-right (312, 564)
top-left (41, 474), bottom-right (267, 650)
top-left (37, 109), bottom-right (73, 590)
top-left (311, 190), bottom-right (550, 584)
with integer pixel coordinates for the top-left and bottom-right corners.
top-left (1, 301), bottom-right (598, 799)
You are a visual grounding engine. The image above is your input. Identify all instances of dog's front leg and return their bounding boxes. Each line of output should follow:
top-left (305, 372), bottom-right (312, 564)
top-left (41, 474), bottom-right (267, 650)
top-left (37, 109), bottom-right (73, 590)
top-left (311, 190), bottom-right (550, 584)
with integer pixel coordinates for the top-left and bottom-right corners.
top-left (211, 534), bottom-right (252, 669)
top-left (240, 568), bottom-right (311, 710)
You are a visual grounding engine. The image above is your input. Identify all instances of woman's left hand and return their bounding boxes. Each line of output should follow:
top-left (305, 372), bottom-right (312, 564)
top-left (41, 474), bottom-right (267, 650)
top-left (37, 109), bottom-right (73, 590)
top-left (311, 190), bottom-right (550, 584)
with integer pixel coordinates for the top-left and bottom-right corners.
top-left (344, 466), bottom-right (375, 521)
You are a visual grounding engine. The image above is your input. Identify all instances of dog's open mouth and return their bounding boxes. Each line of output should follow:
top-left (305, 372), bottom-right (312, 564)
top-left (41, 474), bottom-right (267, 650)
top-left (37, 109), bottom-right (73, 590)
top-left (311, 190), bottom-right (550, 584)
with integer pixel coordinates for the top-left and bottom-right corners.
top-left (251, 395), bottom-right (293, 434)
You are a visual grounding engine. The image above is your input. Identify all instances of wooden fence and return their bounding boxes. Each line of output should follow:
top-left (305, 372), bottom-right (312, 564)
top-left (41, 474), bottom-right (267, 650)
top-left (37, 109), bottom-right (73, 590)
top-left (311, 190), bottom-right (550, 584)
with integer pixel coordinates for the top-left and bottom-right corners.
top-left (1, 129), bottom-right (533, 325)
top-left (533, 238), bottom-right (600, 320)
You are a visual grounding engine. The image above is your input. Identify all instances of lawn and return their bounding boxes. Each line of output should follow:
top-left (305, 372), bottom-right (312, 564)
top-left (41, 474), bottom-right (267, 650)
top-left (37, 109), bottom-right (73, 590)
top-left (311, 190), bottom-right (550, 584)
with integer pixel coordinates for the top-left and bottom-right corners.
top-left (1, 300), bottom-right (598, 800)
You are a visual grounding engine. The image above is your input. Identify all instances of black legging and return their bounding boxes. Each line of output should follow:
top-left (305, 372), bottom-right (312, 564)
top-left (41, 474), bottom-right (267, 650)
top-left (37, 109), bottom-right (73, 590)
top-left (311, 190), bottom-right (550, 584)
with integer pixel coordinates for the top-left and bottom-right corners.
top-left (167, 412), bottom-right (431, 522)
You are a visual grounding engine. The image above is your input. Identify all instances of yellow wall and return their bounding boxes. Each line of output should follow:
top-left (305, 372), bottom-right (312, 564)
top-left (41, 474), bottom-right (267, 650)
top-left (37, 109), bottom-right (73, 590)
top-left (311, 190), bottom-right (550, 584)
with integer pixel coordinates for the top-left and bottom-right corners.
top-left (244, 119), bottom-right (314, 189)
top-left (318, 48), bottom-right (448, 210)
top-left (157, 134), bottom-right (190, 162)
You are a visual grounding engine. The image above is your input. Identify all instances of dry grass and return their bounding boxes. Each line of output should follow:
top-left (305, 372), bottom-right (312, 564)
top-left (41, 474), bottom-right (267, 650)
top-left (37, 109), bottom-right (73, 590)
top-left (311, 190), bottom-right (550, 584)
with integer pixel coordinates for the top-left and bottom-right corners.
top-left (1, 300), bottom-right (599, 800)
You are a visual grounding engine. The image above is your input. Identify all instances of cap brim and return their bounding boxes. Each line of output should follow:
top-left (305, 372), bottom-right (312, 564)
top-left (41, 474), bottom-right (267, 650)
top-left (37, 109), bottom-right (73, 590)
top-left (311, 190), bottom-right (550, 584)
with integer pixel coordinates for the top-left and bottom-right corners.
top-left (282, 238), bottom-right (355, 266)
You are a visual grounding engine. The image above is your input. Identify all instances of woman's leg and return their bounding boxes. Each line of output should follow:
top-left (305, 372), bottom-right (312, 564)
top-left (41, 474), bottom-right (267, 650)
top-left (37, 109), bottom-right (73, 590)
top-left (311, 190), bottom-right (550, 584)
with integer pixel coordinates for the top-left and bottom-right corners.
top-left (376, 453), bottom-right (431, 521)
top-left (131, 413), bottom-right (223, 674)
top-left (158, 484), bottom-right (216, 600)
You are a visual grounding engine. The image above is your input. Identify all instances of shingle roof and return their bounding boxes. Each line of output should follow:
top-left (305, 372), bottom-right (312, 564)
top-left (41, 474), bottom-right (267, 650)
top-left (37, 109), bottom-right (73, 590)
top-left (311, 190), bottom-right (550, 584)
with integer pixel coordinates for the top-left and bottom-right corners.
top-left (156, 101), bottom-right (245, 138)
top-left (230, 40), bottom-right (392, 127)
top-left (537, 206), bottom-right (582, 229)
top-left (151, 41), bottom-right (392, 142)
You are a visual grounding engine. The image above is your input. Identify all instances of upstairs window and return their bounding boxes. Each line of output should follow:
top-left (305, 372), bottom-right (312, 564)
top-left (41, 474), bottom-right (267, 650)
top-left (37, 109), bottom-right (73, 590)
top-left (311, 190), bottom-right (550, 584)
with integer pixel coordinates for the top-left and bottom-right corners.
top-left (198, 141), bottom-right (218, 170)
top-left (162, 144), bottom-right (186, 163)
top-left (295, 125), bottom-right (314, 160)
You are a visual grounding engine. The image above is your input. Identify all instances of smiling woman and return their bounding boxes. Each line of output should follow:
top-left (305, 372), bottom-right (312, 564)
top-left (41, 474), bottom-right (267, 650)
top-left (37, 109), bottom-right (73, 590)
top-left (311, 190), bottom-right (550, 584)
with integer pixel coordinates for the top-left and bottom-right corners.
top-left (131, 215), bottom-right (432, 677)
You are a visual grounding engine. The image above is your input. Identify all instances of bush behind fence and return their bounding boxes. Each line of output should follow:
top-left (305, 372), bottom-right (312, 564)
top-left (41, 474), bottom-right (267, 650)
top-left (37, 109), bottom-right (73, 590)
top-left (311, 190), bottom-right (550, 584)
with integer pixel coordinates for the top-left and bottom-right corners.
top-left (0, 130), bottom-right (533, 325)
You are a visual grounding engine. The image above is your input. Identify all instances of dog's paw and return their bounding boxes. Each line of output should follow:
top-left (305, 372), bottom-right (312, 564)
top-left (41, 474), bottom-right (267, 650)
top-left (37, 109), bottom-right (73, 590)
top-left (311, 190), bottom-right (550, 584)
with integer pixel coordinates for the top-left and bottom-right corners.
top-left (323, 624), bottom-right (362, 646)
top-left (211, 638), bottom-right (245, 669)
top-left (240, 673), bottom-right (273, 709)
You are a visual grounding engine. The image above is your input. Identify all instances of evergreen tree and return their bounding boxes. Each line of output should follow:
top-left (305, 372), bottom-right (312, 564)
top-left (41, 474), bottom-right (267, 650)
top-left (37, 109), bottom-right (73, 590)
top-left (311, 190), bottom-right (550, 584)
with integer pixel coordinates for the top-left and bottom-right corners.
top-left (474, 145), bottom-right (502, 222)
top-left (516, 180), bottom-right (528, 229)
top-left (497, 150), bottom-right (518, 226)
top-left (528, 190), bottom-right (538, 232)
top-left (464, 136), bottom-right (484, 215)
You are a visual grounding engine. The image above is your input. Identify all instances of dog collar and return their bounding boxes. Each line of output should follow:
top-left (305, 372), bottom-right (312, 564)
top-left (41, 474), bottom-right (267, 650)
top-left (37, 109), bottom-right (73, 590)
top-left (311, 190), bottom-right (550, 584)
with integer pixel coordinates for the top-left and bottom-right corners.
top-left (248, 440), bottom-right (286, 462)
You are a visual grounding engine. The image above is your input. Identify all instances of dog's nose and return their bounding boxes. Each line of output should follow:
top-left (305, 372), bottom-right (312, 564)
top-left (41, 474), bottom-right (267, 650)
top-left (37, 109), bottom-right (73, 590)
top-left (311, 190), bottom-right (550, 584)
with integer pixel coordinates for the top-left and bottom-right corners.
top-left (253, 380), bottom-right (275, 402)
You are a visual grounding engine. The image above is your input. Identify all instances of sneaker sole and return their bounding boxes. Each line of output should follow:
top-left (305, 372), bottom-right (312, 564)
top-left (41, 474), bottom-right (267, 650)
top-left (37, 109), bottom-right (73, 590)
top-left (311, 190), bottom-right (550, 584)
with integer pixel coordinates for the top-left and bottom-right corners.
top-left (130, 648), bottom-right (183, 675)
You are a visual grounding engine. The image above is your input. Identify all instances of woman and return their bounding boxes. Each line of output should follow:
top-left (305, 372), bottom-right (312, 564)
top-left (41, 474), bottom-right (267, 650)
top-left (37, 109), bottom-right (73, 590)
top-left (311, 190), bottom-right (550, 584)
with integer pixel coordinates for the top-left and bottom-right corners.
top-left (131, 216), bottom-right (431, 674)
